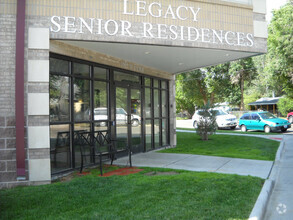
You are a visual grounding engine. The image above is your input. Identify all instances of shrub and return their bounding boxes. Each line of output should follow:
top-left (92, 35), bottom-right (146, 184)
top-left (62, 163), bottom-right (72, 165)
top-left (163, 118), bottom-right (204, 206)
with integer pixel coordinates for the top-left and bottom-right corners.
top-left (278, 97), bottom-right (293, 116)
top-left (195, 104), bottom-right (217, 141)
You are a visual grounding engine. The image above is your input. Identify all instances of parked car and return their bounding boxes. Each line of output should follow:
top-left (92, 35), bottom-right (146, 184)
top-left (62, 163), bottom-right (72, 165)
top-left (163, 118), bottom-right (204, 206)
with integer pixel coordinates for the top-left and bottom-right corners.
top-left (287, 112), bottom-right (293, 123)
top-left (239, 111), bottom-right (291, 133)
top-left (94, 107), bottom-right (141, 126)
top-left (192, 109), bottom-right (237, 129)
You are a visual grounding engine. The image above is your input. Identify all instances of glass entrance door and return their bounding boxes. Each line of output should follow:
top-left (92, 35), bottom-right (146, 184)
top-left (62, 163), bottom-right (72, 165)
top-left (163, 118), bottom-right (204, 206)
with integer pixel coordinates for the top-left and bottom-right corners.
top-left (115, 86), bottom-right (142, 153)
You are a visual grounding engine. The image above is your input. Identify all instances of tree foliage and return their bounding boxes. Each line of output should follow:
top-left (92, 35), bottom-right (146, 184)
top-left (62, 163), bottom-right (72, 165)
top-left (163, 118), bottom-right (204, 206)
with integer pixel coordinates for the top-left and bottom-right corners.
top-left (229, 58), bottom-right (256, 110)
top-left (267, 2), bottom-right (293, 97)
top-left (278, 97), bottom-right (293, 116)
top-left (176, 64), bottom-right (240, 115)
top-left (195, 103), bottom-right (217, 141)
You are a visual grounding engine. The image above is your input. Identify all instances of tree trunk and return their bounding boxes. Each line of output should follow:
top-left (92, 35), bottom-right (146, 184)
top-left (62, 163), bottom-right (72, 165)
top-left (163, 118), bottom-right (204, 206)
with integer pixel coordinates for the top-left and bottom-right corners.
top-left (210, 93), bottom-right (215, 106)
top-left (197, 80), bottom-right (208, 105)
top-left (240, 73), bottom-right (244, 111)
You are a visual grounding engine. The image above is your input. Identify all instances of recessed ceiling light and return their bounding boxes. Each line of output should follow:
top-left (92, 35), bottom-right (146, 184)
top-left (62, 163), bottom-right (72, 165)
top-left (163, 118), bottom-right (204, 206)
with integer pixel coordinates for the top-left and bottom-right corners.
top-left (145, 51), bottom-right (150, 55)
top-left (178, 63), bottom-right (184, 66)
top-left (226, 54), bottom-right (229, 57)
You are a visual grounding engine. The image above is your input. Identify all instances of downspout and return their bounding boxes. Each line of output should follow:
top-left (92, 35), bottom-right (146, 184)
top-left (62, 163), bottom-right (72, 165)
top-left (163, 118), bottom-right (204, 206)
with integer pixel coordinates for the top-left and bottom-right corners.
top-left (15, 0), bottom-right (26, 178)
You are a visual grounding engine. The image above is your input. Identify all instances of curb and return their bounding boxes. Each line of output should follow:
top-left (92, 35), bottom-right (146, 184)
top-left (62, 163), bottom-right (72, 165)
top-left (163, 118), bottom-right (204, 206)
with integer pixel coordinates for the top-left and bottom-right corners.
top-left (275, 137), bottom-right (285, 163)
top-left (249, 179), bottom-right (274, 220)
top-left (248, 138), bottom-right (285, 220)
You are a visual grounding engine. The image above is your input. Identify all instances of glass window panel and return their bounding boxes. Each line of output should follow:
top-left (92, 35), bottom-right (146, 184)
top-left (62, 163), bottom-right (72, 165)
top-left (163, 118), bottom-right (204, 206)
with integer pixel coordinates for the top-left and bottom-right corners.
top-left (116, 86), bottom-right (128, 138)
top-left (154, 119), bottom-right (160, 148)
top-left (144, 77), bottom-right (151, 86)
top-left (154, 89), bottom-right (160, 118)
top-left (50, 124), bottom-right (71, 173)
top-left (74, 79), bottom-right (90, 121)
top-left (50, 58), bottom-right (69, 75)
top-left (73, 123), bottom-right (91, 168)
top-left (145, 88), bottom-right (151, 118)
top-left (162, 119), bottom-right (167, 146)
top-left (93, 81), bottom-right (108, 121)
top-left (73, 62), bottom-right (90, 78)
top-left (50, 75), bottom-right (70, 122)
top-left (153, 79), bottom-right (159, 88)
top-left (161, 81), bottom-right (167, 89)
top-left (94, 67), bottom-right (108, 80)
top-left (131, 89), bottom-right (142, 153)
top-left (94, 121), bottom-right (109, 131)
top-left (162, 91), bottom-right (167, 118)
top-left (114, 71), bottom-right (140, 84)
top-left (145, 120), bottom-right (152, 151)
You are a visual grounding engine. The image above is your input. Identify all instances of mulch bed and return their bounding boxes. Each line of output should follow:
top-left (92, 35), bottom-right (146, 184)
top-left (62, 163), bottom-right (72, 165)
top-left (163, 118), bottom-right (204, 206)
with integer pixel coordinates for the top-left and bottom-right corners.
top-left (100, 167), bottom-right (144, 177)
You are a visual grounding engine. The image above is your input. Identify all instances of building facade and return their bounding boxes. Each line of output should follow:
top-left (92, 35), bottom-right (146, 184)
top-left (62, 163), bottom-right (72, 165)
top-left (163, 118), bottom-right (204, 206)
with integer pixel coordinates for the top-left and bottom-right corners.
top-left (0, 0), bottom-right (267, 188)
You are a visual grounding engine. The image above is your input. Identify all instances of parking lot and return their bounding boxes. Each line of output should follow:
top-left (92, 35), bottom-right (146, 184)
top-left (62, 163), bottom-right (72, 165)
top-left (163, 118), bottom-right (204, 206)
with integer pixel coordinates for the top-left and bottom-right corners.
top-left (176, 119), bottom-right (293, 134)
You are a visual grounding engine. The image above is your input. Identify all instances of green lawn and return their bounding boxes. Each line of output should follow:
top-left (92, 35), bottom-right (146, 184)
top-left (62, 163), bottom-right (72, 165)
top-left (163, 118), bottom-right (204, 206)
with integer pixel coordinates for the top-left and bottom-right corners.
top-left (0, 167), bottom-right (264, 220)
top-left (160, 132), bottom-right (279, 160)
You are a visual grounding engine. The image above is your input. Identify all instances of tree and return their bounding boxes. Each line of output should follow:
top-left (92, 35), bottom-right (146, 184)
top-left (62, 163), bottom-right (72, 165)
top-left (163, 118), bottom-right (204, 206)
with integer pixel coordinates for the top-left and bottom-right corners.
top-left (267, 2), bottom-right (293, 97)
top-left (229, 58), bottom-right (256, 110)
top-left (278, 97), bottom-right (293, 116)
top-left (175, 69), bottom-right (212, 116)
top-left (195, 103), bottom-right (217, 141)
top-left (176, 63), bottom-right (239, 116)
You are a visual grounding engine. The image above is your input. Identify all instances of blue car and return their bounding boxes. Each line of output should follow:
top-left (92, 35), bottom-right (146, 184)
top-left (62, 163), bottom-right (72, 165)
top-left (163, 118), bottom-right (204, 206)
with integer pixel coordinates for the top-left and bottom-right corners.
top-left (239, 112), bottom-right (291, 133)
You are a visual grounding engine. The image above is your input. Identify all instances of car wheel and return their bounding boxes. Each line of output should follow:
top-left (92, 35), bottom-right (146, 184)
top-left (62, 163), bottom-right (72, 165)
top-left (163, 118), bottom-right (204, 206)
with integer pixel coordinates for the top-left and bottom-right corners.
top-left (281, 128), bottom-right (287, 132)
top-left (230, 126), bottom-right (236, 130)
top-left (264, 125), bottom-right (270, 133)
top-left (241, 125), bottom-right (247, 132)
top-left (193, 121), bottom-right (198, 129)
top-left (289, 116), bottom-right (293, 124)
top-left (131, 119), bottom-right (139, 127)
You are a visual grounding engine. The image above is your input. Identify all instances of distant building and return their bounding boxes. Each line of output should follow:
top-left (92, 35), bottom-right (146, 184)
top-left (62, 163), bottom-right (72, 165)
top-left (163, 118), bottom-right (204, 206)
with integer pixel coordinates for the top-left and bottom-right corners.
top-left (248, 97), bottom-right (282, 114)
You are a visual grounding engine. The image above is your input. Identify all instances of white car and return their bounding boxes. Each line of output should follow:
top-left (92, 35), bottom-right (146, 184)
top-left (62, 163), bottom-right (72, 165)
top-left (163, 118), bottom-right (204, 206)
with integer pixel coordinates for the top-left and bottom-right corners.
top-left (192, 109), bottom-right (237, 129)
top-left (94, 107), bottom-right (141, 126)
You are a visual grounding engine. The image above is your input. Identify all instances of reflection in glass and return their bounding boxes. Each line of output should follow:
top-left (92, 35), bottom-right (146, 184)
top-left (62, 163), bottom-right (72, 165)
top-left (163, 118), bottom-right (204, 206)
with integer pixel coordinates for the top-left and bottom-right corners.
top-left (50, 124), bottom-right (71, 173)
top-left (145, 120), bottom-right (152, 151)
top-left (131, 89), bottom-right (142, 153)
top-left (50, 58), bottom-right (69, 75)
top-left (161, 81), bottom-right (167, 89)
top-left (74, 79), bottom-right (90, 121)
top-left (145, 88), bottom-right (151, 118)
top-left (154, 89), bottom-right (160, 118)
top-left (144, 77), bottom-right (151, 87)
top-left (162, 90), bottom-right (167, 117)
top-left (94, 122), bottom-right (109, 131)
top-left (50, 75), bottom-right (70, 122)
top-left (154, 119), bottom-right (160, 148)
top-left (94, 81), bottom-right (108, 122)
top-left (116, 87), bottom-right (128, 145)
top-left (114, 71), bottom-right (140, 83)
top-left (74, 123), bottom-right (91, 168)
top-left (94, 67), bottom-right (108, 80)
top-left (162, 119), bottom-right (167, 146)
top-left (73, 62), bottom-right (89, 78)
top-left (153, 79), bottom-right (159, 88)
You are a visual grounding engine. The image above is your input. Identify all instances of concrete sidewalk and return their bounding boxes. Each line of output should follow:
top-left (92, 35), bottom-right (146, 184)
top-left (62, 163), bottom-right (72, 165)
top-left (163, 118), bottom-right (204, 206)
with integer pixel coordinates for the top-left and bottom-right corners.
top-left (264, 134), bottom-right (293, 219)
top-left (113, 151), bottom-right (273, 179)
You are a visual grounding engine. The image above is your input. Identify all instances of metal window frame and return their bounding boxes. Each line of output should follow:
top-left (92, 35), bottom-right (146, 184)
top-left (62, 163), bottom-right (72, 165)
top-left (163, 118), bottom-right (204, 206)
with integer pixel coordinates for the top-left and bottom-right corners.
top-left (49, 53), bottom-right (170, 175)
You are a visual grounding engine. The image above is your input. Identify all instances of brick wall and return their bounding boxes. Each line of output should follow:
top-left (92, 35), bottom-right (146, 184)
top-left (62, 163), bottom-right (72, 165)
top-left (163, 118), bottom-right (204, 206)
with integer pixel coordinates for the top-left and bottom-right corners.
top-left (0, 14), bottom-right (29, 188)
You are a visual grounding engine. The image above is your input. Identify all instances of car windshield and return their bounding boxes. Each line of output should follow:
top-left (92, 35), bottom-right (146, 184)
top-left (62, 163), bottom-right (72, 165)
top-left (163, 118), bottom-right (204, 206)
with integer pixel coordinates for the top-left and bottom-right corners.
top-left (210, 109), bottom-right (227, 116)
top-left (259, 112), bottom-right (277, 119)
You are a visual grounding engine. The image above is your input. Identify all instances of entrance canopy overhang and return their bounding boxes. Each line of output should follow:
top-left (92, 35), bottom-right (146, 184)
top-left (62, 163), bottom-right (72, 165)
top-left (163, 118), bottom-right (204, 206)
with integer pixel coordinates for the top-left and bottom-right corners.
top-left (59, 40), bottom-right (261, 74)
